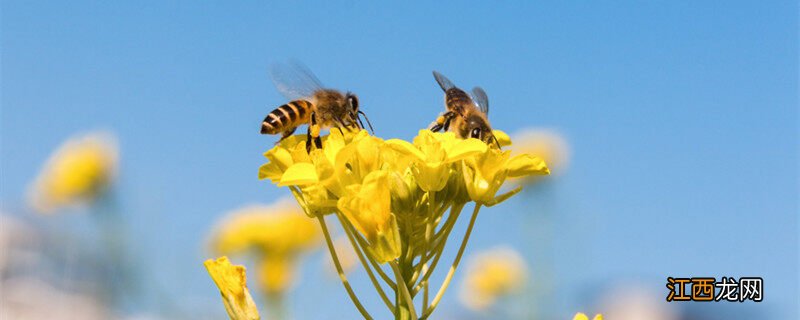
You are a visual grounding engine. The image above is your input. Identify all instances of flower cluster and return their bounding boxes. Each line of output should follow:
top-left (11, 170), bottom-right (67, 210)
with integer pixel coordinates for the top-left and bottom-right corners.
top-left (28, 132), bottom-right (118, 213)
top-left (209, 202), bottom-right (320, 297)
top-left (257, 129), bottom-right (548, 319)
top-left (459, 246), bottom-right (528, 311)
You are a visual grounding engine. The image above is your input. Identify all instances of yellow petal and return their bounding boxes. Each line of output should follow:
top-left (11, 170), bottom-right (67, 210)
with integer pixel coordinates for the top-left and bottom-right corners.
top-left (278, 163), bottom-right (318, 186)
top-left (506, 154), bottom-right (549, 177)
top-left (370, 214), bottom-right (402, 263)
top-left (204, 256), bottom-right (260, 320)
top-left (492, 130), bottom-right (512, 147)
top-left (337, 170), bottom-right (401, 263)
top-left (257, 163), bottom-right (283, 183)
top-left (384, 139), bottom-right (426, 161)
top-left (593, 315), bottom-right (603, 320)
top-left (446, 138), bottom-right (488, 162)
top-left (263, 147), bottom-right (293, 171)
top-left (413, 162), bottom-right (450, 192)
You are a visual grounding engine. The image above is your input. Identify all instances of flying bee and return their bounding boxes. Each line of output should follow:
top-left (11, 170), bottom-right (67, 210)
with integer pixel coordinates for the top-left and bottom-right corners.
top-left (261, 63), bottom-right (374, 153)
top-left (430, 71), bottom-right (500, 148)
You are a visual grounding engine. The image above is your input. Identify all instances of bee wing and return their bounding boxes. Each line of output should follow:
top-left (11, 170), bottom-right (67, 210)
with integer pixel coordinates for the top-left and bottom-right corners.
top-left (269, 62), bottom-right (324, 101)
top-left (432, 71), bottom-right (456, 92)
top-left (471, 87), bottom-right (489, 114)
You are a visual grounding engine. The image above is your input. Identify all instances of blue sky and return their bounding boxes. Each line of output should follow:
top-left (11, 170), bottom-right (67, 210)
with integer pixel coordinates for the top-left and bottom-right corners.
top-left (2, 1), bottom-right (797, 319)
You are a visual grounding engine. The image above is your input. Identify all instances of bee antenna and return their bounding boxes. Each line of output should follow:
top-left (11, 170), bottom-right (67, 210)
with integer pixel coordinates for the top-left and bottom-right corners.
top-left (354, 112), bottom-right (365, 129)
top-left (358, 110), bottom-right (375, 134)
top-left (493, 135), bottom-right (502, 149)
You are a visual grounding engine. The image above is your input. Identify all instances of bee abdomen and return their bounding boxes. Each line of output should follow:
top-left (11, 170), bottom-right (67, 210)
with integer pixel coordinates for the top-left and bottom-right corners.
top-left (445, 88), bottom-right (472, 113)
top-left (261, 100), bottom-right (312, 134)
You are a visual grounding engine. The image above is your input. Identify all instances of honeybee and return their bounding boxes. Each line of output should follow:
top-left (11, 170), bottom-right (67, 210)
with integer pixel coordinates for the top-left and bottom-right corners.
top-left (261, 63), bottom-right (373, 153)
top-left (430, 71), bottom-right (500, 148)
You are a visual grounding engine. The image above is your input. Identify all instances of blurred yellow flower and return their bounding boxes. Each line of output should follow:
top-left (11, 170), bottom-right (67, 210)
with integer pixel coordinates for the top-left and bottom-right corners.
top-left (204, 256), bottom-right (261, 320)
top-left (210, 200), bottom-right (320, 296)
top-left (459, 246), bottom-right (528, 311)
top-left (511, 128), bottom-right (570, 176)
top-left (573, 312), bottom-right (603, 320)
top-left (28, 132), bottom-right (118, 213)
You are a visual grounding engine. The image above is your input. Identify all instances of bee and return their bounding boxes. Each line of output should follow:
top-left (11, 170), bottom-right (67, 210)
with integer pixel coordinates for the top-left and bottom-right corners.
top-left (261, 63), bottom-right (374, 153)
top-left (430, 71), bottom-right (500, 148)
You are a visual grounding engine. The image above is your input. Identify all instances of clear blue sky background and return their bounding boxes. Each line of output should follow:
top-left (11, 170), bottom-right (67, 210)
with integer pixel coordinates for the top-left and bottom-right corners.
top-left (2, 1), bottom-right (797, 319)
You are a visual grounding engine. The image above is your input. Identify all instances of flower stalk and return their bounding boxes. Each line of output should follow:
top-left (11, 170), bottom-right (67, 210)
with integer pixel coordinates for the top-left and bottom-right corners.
top-left (257, 129), bottom-right (548, 319)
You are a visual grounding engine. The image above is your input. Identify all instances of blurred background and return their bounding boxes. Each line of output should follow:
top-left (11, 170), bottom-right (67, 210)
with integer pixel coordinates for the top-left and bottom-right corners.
top-left (1, 1), bottom-right (797, 319)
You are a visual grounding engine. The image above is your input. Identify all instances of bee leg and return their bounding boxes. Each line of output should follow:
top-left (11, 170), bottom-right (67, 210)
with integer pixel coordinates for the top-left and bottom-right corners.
top-left (276, 127), bottom-right (297, 145)
top-left (314, 136), bottom-right (323, 149)
top-left (442, 116), bottom-right (453, 131)
top-left (333, 118), bottom-right (347, 135)
top-left (431, 111), bottom-right (456, 132)
top-left (306, 112), bottom-right (322, 153)
top-left (305, 126), bottom-right (314, 153)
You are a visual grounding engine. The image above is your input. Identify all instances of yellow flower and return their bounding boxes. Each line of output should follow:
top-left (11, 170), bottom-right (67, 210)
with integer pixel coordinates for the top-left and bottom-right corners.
top-left (512, 128), bottom-right (570, 176)
top-left (204, 256), bottom-right (261, 320)
top-left (459, 246), bottom-right (528, 311)
top-left (210, 200), bottom-right (320, 296)
top-left (462, 148), bottom-right (548, 205)
top-left (573, 312), bottom-right (603, 320)
top-left (386, 130), bottom-right (486, 192)
top-left (28, 132), bottom-right (118, 213)
top-left (259, 130), bottom-right (355, 216)
top-left (257, 128), bottom-right (554, 319)
top-left (337, 170), bottom-right (401, 263)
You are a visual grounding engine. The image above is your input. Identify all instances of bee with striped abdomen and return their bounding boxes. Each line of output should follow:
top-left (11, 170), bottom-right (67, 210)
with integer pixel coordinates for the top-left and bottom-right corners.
top-left (261, 63), bottom-right (374, 153)
top-left (430, 71), bottom-right (500, 148)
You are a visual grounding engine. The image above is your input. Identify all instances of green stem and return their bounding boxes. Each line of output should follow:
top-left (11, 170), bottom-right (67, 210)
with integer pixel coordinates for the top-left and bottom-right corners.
top-left (317, 216), bottom-right (373, 320)
top-left (345, 220), bottom-right (397, 290)
top-left (416, 201), bottom-right (464, 268)
top-left (412, 202), bottom-right (465, 295)
top-left (266, 293), bottom-right (286, 320)
top-left (420, 204), bottom-right (481, 319)
top-left (336, 212), bottom-right (396, 314)
top-left (391, 262), bottom-right (418, 320)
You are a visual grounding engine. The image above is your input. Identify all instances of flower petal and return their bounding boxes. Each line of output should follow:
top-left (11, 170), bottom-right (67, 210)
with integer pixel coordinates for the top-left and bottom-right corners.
top-left (204, 256), bottom-right (260, 320)
top-left (263, 147), bottom-right (293, 170)
top-left (446, 138), bottom-right (488, 162)
top-left (278, 163), bottom-right (318, 186)
top-left (492, 130), bottom-right (512, 147)
top-left (506, 154), bottom-right (549, 177)
top-left (385, 139), bottom-right (426, 161)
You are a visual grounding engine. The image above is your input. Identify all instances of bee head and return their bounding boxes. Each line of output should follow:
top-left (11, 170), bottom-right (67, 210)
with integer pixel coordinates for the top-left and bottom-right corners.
top-left (466, 115), bottom-right (499, 148)
top-left (345, 92), bottom-right (374, 134)
top-left (345, 92), bottom-right (359, 113)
